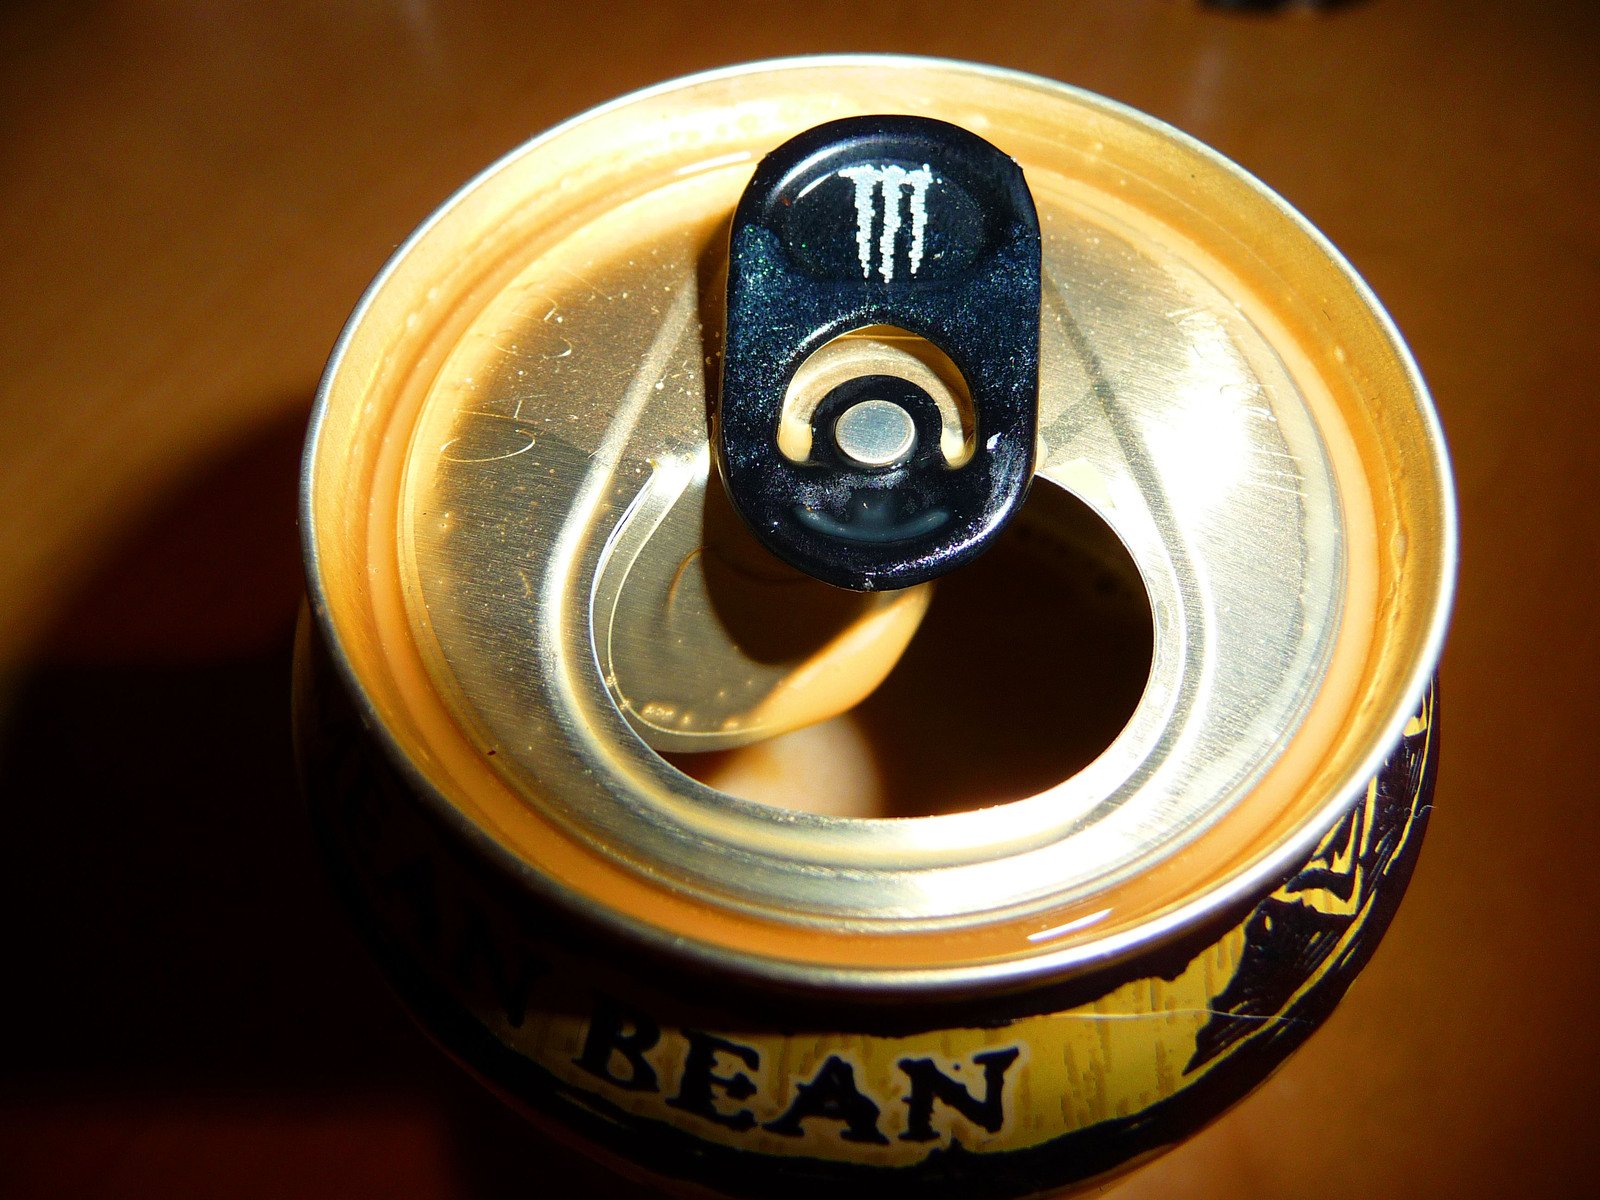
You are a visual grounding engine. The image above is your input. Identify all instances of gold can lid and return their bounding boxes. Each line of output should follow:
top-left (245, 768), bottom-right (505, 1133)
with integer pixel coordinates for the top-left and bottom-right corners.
top-left (302, 57), bottom-right (1455, 992)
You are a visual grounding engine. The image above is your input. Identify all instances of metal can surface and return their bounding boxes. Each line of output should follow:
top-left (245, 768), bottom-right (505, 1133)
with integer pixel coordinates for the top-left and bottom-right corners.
top-left (295, 57), bottom-right (1455, 1198)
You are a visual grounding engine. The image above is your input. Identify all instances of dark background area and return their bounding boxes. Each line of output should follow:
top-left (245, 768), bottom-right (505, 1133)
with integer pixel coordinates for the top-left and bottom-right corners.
top-left (2, 2), bottom-right (1596, 1196)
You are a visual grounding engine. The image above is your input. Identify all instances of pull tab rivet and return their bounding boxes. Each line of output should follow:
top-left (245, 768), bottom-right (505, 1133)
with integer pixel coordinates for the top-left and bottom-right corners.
top-left (834, 398), bottom-right (917, 468)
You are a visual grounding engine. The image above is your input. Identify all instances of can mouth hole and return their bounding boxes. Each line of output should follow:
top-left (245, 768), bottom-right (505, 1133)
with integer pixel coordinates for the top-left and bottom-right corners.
top-left (664, 478), bottom-right (1155, 817)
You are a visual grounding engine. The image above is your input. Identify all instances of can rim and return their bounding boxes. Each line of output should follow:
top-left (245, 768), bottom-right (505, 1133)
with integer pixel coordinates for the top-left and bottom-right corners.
top-left (301, 53), bottom-right (1457, 997)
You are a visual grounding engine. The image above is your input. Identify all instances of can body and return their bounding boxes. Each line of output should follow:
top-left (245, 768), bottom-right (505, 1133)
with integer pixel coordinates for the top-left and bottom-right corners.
top-left (297, 58), bottom-right (1454, 1198)
top-left (297, 636), bottom-right (1435, 1196)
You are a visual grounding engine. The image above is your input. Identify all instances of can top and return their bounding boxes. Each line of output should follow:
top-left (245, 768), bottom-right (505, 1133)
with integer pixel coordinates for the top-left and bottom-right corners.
top-left (302, 57), bottom-right (1455, 995)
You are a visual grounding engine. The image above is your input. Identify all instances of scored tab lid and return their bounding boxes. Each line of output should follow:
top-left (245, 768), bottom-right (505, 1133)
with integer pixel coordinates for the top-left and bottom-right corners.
top-left (301, 57), bottom-right (1455, 993)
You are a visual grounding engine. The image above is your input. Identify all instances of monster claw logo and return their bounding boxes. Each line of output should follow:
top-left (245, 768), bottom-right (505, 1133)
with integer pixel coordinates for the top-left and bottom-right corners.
top-left (837, 164), bottom-right (935, 282)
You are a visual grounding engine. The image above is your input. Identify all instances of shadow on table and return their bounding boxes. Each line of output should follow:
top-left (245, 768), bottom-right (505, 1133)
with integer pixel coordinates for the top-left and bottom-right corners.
top-left (0, 407), bottom-right (633, 1198)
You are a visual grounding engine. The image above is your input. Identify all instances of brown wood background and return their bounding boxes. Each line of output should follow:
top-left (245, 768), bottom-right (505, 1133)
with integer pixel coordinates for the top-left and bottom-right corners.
top-left (1, 2), bottom-right (1595, 1196)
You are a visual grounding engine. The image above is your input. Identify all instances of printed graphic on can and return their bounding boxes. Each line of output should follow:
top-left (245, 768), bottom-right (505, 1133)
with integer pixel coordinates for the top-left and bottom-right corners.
top-left (296, 57), bottom-right (1456, 1198)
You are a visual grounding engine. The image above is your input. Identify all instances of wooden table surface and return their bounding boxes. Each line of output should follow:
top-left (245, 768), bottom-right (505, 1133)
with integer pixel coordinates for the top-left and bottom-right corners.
top-left (2, 2), bottom-right (1595, 1196)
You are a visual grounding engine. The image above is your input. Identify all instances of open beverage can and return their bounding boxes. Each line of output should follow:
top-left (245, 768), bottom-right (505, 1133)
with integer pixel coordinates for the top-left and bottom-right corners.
top-left (295, 56), bottom-right (1455, 1198)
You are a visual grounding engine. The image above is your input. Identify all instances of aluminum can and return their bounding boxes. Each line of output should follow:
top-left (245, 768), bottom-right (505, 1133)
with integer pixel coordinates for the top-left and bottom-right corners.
top-left (295, 56), bottom-right (1455, 1199)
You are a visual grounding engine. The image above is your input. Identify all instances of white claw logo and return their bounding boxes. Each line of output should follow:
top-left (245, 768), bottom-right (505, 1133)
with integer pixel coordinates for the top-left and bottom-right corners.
top-left (837, 164), bottom-right (935, 282)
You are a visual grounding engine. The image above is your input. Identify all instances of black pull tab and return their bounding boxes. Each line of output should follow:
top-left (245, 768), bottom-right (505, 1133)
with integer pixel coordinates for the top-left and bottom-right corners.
top-left (716, 115), bottom-right (1041, 591)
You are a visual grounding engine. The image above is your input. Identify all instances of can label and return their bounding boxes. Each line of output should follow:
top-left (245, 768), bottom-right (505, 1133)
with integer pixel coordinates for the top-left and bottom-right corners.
top-left (299, 637), bottom-right (1434, 1195)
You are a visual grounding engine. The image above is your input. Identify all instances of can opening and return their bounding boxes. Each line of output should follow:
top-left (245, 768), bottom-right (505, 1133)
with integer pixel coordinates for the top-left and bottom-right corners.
top-left (663, 477), bottom-right (1154, 818)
